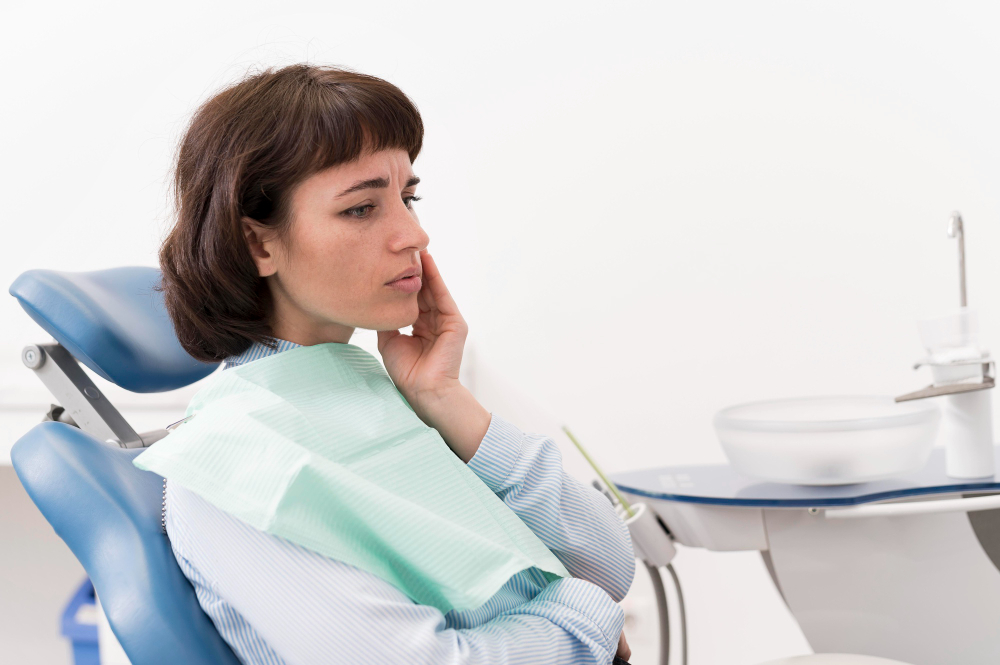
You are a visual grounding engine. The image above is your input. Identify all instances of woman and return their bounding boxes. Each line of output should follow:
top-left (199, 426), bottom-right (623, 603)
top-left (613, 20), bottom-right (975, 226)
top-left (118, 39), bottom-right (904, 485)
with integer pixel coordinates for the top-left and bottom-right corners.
top-left (149, 63), bottom-right (635, 664)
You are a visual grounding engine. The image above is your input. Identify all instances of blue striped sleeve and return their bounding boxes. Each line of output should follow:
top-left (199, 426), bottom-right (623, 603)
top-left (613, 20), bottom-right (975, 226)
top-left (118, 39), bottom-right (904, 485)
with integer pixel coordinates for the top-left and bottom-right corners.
top-left (466, 413), bottom-right (636, 603)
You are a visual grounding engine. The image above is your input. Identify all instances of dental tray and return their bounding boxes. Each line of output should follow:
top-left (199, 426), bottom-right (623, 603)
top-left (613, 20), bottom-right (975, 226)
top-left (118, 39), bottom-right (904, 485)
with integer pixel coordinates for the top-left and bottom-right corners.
top-left (608, 445), bottom-right (1000, 508)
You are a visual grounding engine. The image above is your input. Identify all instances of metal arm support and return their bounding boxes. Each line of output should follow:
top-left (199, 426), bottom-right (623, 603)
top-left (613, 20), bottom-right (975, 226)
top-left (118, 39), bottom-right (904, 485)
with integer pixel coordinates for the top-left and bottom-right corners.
top-left (21, 343), bottom-right (144, 448)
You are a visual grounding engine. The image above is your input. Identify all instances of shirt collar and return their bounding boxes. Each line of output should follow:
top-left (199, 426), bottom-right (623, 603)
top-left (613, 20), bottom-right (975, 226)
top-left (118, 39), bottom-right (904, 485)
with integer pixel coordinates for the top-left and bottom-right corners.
top-left (222, 337), bottom-right (302, 370)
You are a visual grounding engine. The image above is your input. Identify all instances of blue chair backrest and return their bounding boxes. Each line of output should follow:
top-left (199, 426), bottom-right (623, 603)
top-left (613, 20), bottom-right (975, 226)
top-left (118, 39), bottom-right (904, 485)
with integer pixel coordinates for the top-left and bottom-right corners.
top-left (12, 423), bottom-right (240, 665)
top-left (8, 266), bottom-right (237, 665)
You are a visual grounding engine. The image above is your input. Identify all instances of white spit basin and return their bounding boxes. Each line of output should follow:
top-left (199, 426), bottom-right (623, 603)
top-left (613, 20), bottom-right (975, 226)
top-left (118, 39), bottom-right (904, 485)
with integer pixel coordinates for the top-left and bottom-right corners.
top-left (713, 395), bottom-right (941, 485)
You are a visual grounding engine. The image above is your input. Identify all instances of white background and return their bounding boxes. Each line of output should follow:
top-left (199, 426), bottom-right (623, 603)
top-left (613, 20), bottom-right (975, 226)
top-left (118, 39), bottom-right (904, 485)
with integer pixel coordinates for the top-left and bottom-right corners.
top-left (2, 1), bottom-right (999, 663)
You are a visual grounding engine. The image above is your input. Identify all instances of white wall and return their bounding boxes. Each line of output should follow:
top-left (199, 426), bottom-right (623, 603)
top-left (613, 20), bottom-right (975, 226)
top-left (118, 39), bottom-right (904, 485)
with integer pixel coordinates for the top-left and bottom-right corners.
top-left (2, 1), bottom-right (999, 663)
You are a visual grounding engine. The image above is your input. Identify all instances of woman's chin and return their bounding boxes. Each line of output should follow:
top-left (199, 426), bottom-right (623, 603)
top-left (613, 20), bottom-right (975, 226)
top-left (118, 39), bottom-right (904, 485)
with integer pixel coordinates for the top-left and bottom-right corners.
top-left (370, 302), bottom-right (420, 331)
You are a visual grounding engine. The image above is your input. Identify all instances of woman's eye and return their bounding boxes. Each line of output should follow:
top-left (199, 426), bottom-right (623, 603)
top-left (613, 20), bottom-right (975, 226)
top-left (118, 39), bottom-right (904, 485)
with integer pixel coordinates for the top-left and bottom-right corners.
top-left (343, 195), bottom-right (420, 219)
top-left (344, 204), bottom-right (375, 219)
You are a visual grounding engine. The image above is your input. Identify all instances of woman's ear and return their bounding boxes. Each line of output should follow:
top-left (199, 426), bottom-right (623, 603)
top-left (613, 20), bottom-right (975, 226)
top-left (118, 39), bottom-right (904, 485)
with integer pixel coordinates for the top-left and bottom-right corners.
top-left (242, 216), bottom-right (279, 277)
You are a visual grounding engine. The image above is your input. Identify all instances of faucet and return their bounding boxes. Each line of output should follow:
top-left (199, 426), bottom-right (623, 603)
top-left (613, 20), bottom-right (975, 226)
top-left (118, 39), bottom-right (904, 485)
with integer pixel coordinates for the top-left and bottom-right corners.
top-left (895, 212), bottom-right (995, 478)
top-left (947, 211), bottom-right (967, 308)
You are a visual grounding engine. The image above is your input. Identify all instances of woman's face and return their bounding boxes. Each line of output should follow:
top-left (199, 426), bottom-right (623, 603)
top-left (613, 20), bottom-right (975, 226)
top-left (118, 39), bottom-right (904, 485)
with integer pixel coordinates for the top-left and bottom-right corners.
top-left (243, 147), bottom-right (429, 345)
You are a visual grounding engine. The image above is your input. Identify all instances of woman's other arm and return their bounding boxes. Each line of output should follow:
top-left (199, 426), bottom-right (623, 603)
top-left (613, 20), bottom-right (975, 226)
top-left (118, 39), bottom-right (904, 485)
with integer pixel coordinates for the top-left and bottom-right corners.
top-left (412, 383), bottom-right (635, 602)
top-left (167, 483), bottom-right (623, 665)
top-left (465, 411), bottom-right (636, 602)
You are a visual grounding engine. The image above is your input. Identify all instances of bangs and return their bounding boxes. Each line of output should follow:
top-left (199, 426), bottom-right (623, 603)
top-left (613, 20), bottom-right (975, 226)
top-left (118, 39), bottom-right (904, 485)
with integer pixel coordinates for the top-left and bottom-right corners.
top-left (234, 65), bottom-right (424, 224)
top-left (304, 69), bottom-right (424, 173)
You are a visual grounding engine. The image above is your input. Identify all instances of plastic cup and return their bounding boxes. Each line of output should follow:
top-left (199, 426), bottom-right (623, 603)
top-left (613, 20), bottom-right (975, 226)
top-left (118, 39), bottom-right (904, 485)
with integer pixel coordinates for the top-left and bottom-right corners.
top-left (917, 308), bottom-right (978, 355)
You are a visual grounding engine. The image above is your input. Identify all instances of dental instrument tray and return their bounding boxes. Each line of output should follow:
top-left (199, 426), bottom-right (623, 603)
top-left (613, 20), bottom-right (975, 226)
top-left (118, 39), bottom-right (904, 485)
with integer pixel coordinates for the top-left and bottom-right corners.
top-left (608, 444), bottom-right (1000, 508)
top-left (712, 395), bottom-right (941, 486)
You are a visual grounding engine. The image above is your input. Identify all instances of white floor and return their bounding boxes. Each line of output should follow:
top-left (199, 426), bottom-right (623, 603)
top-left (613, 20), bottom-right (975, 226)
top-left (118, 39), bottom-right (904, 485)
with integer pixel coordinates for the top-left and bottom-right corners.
top-left (1, 463), bottom-right (85, 665)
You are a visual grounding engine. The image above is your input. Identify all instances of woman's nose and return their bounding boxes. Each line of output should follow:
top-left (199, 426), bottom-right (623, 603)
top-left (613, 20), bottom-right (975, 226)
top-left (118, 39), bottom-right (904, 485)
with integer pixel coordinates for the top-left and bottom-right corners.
top-left (391, 201), bottom-right (429, 252)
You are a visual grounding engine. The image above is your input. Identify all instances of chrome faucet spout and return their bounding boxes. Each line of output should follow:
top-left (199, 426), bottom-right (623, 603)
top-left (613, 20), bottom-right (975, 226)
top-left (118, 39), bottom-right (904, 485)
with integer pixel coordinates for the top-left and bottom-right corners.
top-left (947, 211), bottom-right (967, 308)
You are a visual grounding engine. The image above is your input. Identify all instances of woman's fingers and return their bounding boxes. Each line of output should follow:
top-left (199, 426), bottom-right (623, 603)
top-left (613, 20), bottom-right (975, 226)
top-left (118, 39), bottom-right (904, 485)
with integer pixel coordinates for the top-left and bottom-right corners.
top-left (415, 253), bottom-right (434, 313)
top-left (616, 631), bottom-right (630, 660)
top-left (420, 250), bottom-right (459, 316)
top-left (416, 281), bottom-right (432, 314)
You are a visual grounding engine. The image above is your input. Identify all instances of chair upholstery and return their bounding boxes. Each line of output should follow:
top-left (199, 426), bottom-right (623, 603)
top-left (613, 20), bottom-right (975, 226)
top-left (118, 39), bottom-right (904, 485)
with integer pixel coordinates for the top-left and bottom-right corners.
top-left (9, 266), bottom-right (218, 392)
top-left (11, 421), bottom-right (240, 665)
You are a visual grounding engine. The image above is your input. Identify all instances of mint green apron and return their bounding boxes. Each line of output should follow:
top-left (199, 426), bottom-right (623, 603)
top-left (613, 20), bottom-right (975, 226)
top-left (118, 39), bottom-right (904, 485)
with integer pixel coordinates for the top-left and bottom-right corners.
top-left (133, 342), bottom-right (570, 613)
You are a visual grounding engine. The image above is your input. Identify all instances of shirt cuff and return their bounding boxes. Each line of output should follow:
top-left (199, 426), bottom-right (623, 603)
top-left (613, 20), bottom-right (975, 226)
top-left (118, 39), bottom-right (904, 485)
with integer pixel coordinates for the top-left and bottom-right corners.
top-left (466, 412), bottom-right (524, 493)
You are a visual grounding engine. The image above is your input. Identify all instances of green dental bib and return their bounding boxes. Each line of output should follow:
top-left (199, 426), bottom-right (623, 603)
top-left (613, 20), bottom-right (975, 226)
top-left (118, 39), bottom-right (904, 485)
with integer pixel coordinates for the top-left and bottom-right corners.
top-left (133, 342), bottom-right (570, 613)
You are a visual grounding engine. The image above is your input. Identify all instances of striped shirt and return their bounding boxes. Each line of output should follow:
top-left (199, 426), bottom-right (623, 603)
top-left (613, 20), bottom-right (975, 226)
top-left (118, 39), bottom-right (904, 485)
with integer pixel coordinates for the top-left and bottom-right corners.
top-left (164, 338), bottom-right (635, 664)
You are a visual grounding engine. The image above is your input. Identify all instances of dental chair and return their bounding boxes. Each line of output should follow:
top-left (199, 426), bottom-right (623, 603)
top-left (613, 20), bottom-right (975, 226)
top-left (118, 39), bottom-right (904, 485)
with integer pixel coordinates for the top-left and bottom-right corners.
top-left (8, 266), bottom-right (239, 665)
top-left (8, 266), bottom-right (915, 665)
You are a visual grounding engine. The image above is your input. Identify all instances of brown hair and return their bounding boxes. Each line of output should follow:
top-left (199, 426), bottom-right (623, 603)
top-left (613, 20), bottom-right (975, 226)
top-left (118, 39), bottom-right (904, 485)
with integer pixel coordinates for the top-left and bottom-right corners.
top-left (157, 63), bottom-right (424, 363)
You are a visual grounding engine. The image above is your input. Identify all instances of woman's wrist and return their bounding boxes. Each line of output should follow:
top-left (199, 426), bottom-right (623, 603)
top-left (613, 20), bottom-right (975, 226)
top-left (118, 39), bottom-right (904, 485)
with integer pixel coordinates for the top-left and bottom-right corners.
top-left (410, 381), bottom-right (491, 463)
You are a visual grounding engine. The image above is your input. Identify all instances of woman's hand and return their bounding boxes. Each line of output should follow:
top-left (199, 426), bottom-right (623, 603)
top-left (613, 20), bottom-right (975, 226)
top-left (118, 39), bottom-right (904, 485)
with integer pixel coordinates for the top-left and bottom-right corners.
top-left (616, 630), bottom-right (631, 661)
top-left (377, 249), bottom-right (491, 462)
top-left (377, 249), bottom-right (466, 403)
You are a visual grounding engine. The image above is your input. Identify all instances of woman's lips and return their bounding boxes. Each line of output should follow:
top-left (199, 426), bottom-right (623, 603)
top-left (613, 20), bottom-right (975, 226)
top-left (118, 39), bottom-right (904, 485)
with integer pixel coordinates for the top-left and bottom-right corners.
top-left (387, 275), bottom-right (422, 293)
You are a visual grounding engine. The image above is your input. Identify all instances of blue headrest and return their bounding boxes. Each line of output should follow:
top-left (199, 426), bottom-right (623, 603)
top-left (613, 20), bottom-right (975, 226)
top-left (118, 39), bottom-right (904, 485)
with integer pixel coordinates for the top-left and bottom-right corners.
top-left (9, 267), bottom-right (218, 392)
top-left (11, 422), bottom-right (240, 665)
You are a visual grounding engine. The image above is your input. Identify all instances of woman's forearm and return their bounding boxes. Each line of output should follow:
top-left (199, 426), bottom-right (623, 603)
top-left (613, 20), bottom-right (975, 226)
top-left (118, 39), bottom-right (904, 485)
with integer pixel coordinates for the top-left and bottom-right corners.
top-left (411, 381), bottom-right (492, 463)
top-left (466, 413), bottom-right (637, 602)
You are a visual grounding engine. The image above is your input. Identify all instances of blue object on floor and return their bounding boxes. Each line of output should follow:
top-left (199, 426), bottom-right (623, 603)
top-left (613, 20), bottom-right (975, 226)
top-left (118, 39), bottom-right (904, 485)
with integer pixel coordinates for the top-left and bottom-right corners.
top-left (61, 577), bottom-right (99, 665)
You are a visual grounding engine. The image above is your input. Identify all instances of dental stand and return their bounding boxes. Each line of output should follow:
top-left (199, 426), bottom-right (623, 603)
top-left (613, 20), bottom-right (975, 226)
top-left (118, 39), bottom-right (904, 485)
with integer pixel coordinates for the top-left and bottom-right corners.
top-left (601, 213), bottom-right (1000, 664)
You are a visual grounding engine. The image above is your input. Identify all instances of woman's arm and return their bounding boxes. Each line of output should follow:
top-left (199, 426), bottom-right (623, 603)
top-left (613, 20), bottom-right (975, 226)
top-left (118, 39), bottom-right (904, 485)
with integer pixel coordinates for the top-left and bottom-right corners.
top-left (374, 252), bottom-right (634, 603)
top-left (167, 482), bottom-right (624, 665)
top-left (411, 384), bottom-right (635, 602)
top-left (466, 412), bottom-right (636, 603)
